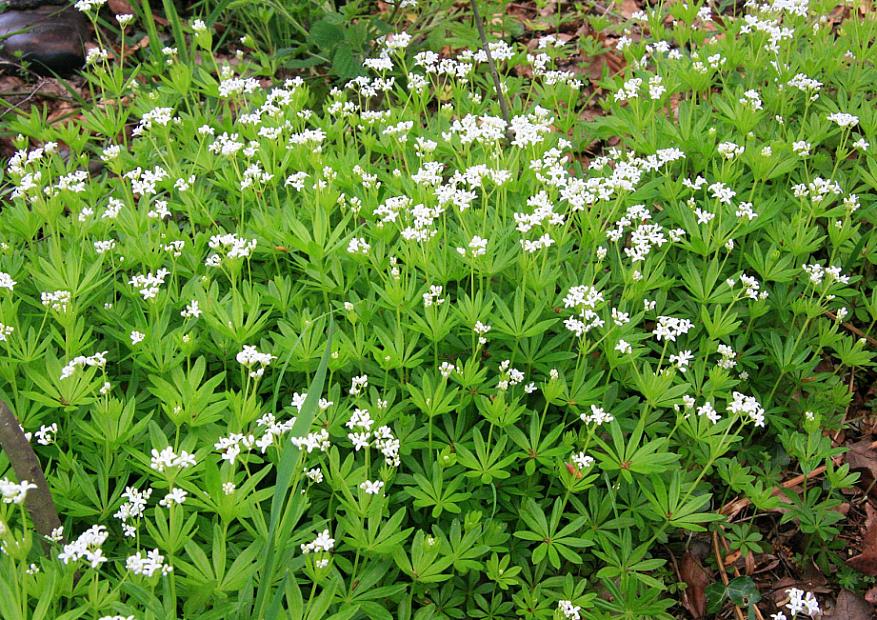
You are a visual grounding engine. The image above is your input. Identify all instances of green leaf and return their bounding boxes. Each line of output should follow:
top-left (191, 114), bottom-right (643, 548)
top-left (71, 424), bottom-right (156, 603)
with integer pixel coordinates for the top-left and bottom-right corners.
top-left (332, 45), bottom-right (361, 80)
top-left (257, 319), bottom-right (335, 619)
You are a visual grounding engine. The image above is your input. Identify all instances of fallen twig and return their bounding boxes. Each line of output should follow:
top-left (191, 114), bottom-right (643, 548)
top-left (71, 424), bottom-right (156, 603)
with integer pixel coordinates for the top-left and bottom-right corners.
top-left (469, 0), bottom-right (512, 129)
top-left (824, 310), bottom-right (877, 348)
top-left (0, 400), bottom-right (63, 549)
top-left (713, 530), bottom-right (746, 620)
top-left (718, 528), bottom-right (766, 620)
top-left (720, 464), bottom-right (829, 521)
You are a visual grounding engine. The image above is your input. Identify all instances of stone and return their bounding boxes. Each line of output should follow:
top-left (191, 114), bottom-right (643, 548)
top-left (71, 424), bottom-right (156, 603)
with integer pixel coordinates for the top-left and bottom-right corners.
top-left (0, 5), bottom-right (90, 75)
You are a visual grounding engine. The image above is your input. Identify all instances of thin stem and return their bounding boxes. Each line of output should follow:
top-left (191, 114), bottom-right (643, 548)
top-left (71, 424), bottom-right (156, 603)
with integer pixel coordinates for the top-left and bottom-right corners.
top-left (469, 0), bottom-right (512, 128)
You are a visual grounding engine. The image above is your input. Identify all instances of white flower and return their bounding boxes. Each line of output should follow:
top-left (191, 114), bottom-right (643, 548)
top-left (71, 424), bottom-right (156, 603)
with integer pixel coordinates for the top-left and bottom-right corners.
top-left (290, 392), bottom-right (308, 412)
top-left (558, 600), bottom-right (582, 620)
top-left (571, 452), bottom-right (594, 470)
top-left (736, 202), bottom-right (757, 221)
top-left (697, 402), bottom-right (720, 424)
top-left (474, 321), bottom-right (492, 345)
top-left (129, 269), bottom-right (169, 301)
top-left (74, 0), bottom-right (106, 13)
top-left (563, 285), bottom-right (603, 310)
top-left (717, 344), bottom-right (737, 369)
top-left (422, 284), bottom-right (446, 307)
top-left (615, 340), bottom-right (632, 355)
top-left (349, 374), bottom-right (369, 396)
top-left (58, 525), bottom-right (109, 568)
top-left (236, 345), bottom-right (276, 378)
top-left (290, 429), bottom-right (331, 454)
top-left (150, 447), bottom-right (196, 473)
top-left (206, 233), bottom-right (257, 265)
top-left (348, 431), bottom-right (371, 451)
top-left (373, 425), bottom-right (400, 466)
top-left (580, 405), bottom-right (613, 425)
top-left (669, 350), bottom-right (694, 372)
top-left (708, 182), bottom-right (736, 204)
top-left (726, 392), bottom-right (765, 427)
top-left (85, 48), bottom-right (109, 65)
top-left (301, 529), bottom-right (335, 554)
top-left (114, 486), bottom-right (151, 533)
top-left (181, 300), bottom-right (201, 318)
top-left (717, 142), bottom-right (744, 159)
top-left (130, 331), bottom-right (145, 345)
top-left (0, 323), bottom-right (14, 342)
top-left (347, 237), bottom-right (370, 255)
top-left (41, 290), bottom-right (72, 312)
top-left (360, 480), bottom-right (384, 495)
top-left (115, 13), bottom-right (134, 27)
top-left (615, 77), bottom-right (642, 102)
top-left (222, 482), bottom-right (236, 495)
top-left (384, 32), bottom-right (412, 50)
top-left (740, 89), bottom-right (763, 109)
top-left (802, 263), bottom-right (850, 286)
top-left (695, 208), bottom-right (715, 224)
top-left (93, 240), bottom-right (116, 254)
top-left (468, 236), bottom-right (488, 257)
top-left (0, 478), bottom-right (38, 504)
top-left (652, 316), bottom-right (693, 342)
top-left (0, 272), bottom-right (16, 291)
top-left (648, 75), bottom-right (665, 100)
top-left (126, 548), bottom-right (173, 576)
top-left (159, 488), bottom-right (187, 507)
top-left (59, 351), bottom-right (108, 380)
top-left (34, 423), bottom-right (58, 445)
top-left (785, 587), bottom-right (820, 617)
top-left (346, 408), bottom-right (374, 431)
top-left (827, 112), bottom-right (859, 128)
top-left (792, 141), bottom-right (811, 157)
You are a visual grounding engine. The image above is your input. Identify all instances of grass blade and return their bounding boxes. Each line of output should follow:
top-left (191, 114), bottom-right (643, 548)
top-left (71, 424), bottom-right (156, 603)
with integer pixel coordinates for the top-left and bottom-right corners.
top-left (255, 317), bottom-right (334, 618)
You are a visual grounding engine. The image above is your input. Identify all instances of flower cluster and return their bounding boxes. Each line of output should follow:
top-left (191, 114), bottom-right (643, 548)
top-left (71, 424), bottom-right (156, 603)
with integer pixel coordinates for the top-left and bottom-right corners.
top-left (126, 549), bottom-right (173, 577)
top-left (0, 478), bottom-right (38, 504)
top-left (149, 447), bottom-right (197, 473)
top-left (60, 351), bottom-right (108, 380)
top-left (236, 345), bottom-right (276, 378)
top-left (58, 525), bottom-right (109, 568)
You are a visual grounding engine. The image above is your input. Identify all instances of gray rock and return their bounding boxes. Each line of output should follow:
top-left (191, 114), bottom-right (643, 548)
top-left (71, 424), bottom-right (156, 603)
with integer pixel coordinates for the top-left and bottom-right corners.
top-left (0, 5), bottom-right (89, 75)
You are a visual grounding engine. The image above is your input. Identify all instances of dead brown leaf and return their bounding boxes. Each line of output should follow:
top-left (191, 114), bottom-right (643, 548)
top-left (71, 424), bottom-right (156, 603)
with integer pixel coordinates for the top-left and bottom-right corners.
top-left (121, 36), bottom-right (151, 61)
top-left (46, 102), bottom-right (78, 124)
top-left (619, 0), bottom-right (640, 18)
top-left (847, 503), bottom-right (877, 575)
top-left (680, 552), bottom-right (711, 619)
top-left (864, 586), bottom-right (877, 605)
top-left (846, 439), bottom-right (877, 496)
top-left (0, 75), bottom-right (27, 95)
top-left (824, 590), bottom-right (873, 620)
top-left (538, 0), bottom-right (556, 17)
top-left (771, 577), bottom-right (832, 611)
top-left (108, 0), bottom-right (133, 14)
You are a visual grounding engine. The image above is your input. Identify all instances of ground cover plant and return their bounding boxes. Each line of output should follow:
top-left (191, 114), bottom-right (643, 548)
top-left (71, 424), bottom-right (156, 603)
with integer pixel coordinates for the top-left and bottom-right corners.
top-left (0, 0), bottom-right (876, 618)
